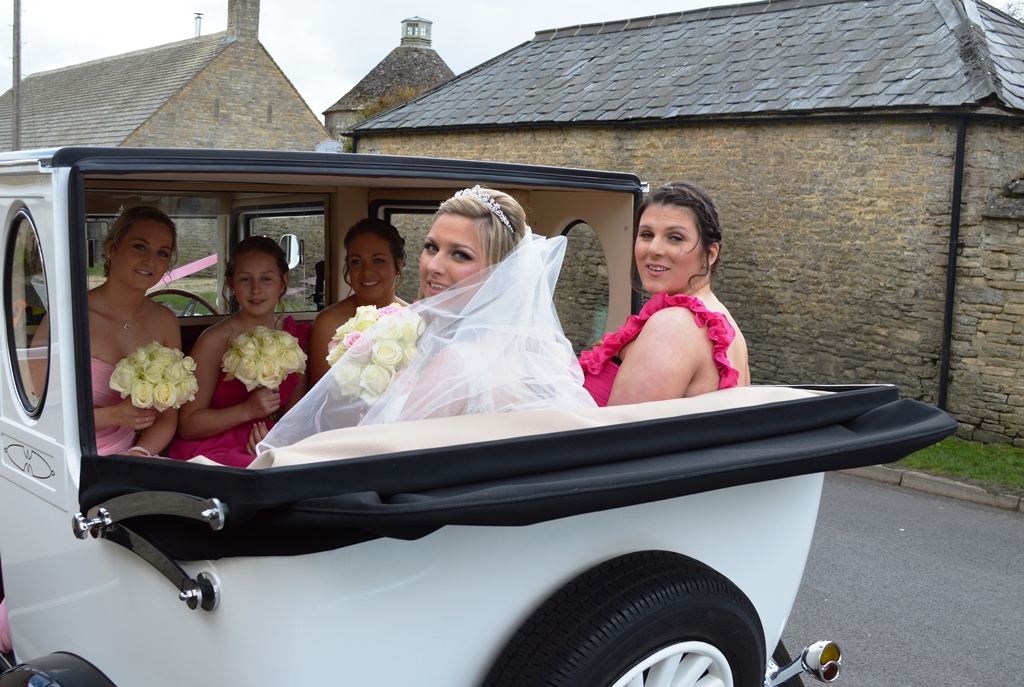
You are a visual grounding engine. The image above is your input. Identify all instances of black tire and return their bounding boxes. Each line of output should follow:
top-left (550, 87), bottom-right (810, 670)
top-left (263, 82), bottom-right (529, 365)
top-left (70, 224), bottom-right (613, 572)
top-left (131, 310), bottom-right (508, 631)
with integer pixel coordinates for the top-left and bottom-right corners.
top-left (483, 550), bottom-right (766, 687)
top-left (771, 641), bottom-right (805, 687)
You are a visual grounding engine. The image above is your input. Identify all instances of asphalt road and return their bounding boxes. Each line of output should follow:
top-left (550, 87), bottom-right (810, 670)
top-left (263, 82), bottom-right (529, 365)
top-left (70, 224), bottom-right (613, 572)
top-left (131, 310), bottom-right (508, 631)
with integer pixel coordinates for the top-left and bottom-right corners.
top-left (782, 472), bottom-right (1024, 686)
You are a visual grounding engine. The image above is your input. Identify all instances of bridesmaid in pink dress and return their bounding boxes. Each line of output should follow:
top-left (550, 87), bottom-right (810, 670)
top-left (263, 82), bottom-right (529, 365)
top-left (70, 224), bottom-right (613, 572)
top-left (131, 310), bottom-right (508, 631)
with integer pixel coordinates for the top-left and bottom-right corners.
top-left (32, 206), bottom-right (182, 456)
top-left (579, 181), bottom-right (750, 406)
top-left (169, 237), bottom-right (310, 467)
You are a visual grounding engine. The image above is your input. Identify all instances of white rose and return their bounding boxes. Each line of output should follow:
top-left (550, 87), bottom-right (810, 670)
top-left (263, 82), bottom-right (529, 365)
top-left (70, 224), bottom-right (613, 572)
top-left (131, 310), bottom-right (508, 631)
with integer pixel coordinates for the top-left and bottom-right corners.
top-left (222, 349), bottom-right (243, 377)
top-left (326, 339), bottom-right (346, 366)
top-left (257, 356), bottom-right (283, 390)
top-left (279, 346), bottom-right (307, 376)
top-left (152, 345), bottom-right (178, 368)
top-left (371, 339), bottom-right (404, 370)
top-left (402, 342), bottom-right (418, 365)
top-left (176, 377), bottom-right (199, 405)
top-left (164, 360), bottom-right (188, 384)
top-left (142, 361), bottom-right (165, 385)
top-left (359, 364), bottom-right (394, 404)
top-left (350, 306), bottom-right (379, 332)
top-left (332, 360), bottom-right (363, 396)
top-left (109, 362), bottom-right (136, 396)
top-left (260, 338), bottom-right (283, 358)
top-left (130, 380), bottom-right (155, 409)
top-left (374, 314), bottom-right (405, 341)
top-left (235, 334), bottom-right (260, 359)
top-left (235, 356), bottom-right (261, 391)
top-left (153, 381), bottom-right (177, 413)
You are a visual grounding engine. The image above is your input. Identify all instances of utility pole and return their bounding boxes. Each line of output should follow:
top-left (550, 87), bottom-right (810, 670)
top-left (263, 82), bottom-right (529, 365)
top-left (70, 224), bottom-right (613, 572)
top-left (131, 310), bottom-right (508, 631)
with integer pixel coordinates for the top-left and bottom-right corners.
top-left (12, 0), bottom-right (21, 150)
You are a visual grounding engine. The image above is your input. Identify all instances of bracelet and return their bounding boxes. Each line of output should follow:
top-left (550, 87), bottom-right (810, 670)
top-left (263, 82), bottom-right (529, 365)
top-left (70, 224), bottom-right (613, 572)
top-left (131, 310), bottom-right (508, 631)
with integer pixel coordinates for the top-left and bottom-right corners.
top-left (126, 446), bottom-right (152, 457)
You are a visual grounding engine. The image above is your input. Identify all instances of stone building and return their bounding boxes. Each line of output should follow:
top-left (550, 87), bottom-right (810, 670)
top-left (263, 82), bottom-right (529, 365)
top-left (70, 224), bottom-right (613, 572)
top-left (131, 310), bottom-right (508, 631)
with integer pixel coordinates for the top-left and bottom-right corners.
top-left (0, 0), bottom-right (327, 151)
top-left (349, 0), bottom-right (1024, 445)
top-left (323, 17), bottom-right (454, 140)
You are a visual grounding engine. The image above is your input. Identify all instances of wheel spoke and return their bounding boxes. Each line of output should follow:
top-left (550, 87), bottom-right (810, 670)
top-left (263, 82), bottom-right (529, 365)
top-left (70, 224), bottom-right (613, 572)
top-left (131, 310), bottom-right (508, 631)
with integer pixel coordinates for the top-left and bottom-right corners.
top-left (693, 676), bottom-right (725, 687)
top-left (671, 653), bottom-right (713, 687)
top-left (645, 652), bottom-right (683, 687)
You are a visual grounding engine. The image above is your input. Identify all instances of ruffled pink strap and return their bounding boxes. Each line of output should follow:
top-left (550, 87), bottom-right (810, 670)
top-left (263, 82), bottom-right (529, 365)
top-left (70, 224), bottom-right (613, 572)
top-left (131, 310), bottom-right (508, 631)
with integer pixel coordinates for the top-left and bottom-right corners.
top-left (579, 292), bottom-right (740, 390)
top-left (281, 316), bottom-right (311, 352)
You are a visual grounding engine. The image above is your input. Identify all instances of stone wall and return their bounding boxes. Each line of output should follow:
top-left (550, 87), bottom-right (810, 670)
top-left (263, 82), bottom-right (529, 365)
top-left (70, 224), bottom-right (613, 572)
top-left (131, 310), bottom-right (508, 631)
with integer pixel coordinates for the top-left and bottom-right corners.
top-left (355, 116), bottom-right (1024, 445)
top-left (124, 42), bottom-right (328, 151)
top-left (946, 121), bottom-right (1024, 444)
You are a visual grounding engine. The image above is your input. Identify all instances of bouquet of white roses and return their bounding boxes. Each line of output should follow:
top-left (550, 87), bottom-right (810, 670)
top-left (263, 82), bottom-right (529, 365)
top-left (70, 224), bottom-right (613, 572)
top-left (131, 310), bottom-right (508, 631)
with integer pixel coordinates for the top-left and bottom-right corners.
top-left (222, 325), bottom-right (307, 392)
top-left (109, 342), bottom-right (199, 412)
top-left (328, 303), bottom-right (422, 405)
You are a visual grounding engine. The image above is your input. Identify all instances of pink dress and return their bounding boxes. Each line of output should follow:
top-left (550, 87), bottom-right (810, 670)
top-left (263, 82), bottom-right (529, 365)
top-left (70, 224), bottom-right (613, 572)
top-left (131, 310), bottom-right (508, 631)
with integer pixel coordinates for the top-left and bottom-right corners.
top-left (92, 358), bottom-right (136, 456)
top-left (167, 317), bottom-right (310, 468)
top-left (578, 292), bottom-right (740, 407)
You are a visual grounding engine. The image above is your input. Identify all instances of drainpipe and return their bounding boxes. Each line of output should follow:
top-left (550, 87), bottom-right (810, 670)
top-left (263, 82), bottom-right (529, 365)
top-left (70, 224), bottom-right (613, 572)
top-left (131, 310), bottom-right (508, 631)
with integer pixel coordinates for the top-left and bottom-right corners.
top-left (938, 116), bottom-right (967, 411)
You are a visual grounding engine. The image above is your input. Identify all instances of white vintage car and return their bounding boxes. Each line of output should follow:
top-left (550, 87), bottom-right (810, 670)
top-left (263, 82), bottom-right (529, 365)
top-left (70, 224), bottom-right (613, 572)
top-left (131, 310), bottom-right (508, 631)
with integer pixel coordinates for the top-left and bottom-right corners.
top-left (0, 147), bottom-right (955, 687)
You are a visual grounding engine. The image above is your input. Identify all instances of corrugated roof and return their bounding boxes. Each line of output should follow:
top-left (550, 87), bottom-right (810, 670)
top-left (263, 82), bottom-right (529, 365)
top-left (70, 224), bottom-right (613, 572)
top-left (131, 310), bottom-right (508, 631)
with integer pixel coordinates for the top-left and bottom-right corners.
top-left (0, 33), bottom-right (232, 149)
top-left (354, 0), bottom-right (1024, 133)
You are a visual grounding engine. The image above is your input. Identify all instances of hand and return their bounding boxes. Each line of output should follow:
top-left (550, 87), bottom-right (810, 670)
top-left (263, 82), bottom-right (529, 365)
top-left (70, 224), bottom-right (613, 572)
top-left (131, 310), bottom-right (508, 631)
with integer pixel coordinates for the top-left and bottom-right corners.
top-left (117, 401), bottom-right (157, 433)
top-left (247, 421), bottom-right (269, 455)
top-left (246, 386), bottom-right (281, 420)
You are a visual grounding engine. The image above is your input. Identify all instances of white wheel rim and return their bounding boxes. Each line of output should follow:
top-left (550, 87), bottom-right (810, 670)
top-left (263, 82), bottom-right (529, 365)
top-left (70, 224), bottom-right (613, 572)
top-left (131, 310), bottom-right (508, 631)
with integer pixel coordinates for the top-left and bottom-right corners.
top-left (608, 641), bottom-right (733, 687)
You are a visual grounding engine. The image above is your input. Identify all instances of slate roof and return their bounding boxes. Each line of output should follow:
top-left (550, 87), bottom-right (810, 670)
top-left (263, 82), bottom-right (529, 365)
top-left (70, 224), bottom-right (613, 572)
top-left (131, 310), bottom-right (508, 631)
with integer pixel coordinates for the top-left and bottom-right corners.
top-left (324, 46), bottom-right (455, 114)
top-left (353, 0), bottom-right (1024, 134)
top-left (0, 33), bottom-right (233, 149)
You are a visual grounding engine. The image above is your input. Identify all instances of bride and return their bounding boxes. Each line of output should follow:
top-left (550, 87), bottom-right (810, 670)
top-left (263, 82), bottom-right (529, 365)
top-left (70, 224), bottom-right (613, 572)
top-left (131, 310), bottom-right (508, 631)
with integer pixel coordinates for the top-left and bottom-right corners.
top-left (259, 186), bottom-right (596, 450)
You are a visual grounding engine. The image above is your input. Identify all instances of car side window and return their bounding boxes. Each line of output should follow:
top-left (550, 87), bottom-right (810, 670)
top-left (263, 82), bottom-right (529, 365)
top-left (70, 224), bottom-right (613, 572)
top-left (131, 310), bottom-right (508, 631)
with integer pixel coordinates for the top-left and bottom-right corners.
top-left (4, 208), bottom-right (50, 415)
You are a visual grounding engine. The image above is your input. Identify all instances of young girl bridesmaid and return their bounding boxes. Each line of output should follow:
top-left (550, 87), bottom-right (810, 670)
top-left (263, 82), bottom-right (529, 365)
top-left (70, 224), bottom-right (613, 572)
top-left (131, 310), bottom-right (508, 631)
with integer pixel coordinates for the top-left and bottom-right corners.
top-left (169, 236), bottom-right (309, 466)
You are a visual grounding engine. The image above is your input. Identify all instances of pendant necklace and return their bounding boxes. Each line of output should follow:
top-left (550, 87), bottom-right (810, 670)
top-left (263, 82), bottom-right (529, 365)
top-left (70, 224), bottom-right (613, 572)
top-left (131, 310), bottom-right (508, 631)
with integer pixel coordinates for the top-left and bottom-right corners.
top-left (104, 292), bottom-right (139, 330)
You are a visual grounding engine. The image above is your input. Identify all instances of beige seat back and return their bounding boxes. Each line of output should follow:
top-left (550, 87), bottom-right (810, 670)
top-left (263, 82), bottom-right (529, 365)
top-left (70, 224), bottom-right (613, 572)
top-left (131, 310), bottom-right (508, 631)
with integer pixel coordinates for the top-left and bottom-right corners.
top-left (251, 386), bottom-right (825, 470)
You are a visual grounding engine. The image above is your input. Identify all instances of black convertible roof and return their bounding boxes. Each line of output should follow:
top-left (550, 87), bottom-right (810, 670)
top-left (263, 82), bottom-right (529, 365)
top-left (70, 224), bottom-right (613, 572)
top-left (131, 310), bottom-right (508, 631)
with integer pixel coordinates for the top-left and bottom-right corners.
top-left (79, 385), bottom-right (955, 561)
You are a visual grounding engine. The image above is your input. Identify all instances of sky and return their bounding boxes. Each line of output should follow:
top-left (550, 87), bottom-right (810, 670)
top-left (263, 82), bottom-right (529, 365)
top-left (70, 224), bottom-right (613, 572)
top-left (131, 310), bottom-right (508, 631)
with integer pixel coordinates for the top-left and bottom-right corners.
top-left (0, 0), bottom-right (744, 117)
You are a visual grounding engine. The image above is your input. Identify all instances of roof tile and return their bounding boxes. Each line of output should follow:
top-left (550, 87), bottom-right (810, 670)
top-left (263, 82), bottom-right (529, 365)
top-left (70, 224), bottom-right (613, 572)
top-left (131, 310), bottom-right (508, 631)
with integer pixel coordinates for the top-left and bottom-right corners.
top-left (354, 0), bottom-right (1024, 133)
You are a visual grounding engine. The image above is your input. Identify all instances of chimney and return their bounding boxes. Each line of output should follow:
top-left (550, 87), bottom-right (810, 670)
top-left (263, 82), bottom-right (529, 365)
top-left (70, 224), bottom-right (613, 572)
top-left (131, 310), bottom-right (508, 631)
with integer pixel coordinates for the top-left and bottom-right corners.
top-left (195, 13), bottom-right (203, 37)
top-left (227, 0), bottom-right (260, 43)
top-left (400, 16), bottom-right (432, 47)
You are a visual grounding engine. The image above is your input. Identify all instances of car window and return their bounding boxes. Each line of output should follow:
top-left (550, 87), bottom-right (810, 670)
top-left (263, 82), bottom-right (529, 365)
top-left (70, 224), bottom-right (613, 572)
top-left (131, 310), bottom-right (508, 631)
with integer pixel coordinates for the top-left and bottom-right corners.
top-left (4, 208), bottom-right (49, 415)
top-left (84, 192), bottom-right (327, 315)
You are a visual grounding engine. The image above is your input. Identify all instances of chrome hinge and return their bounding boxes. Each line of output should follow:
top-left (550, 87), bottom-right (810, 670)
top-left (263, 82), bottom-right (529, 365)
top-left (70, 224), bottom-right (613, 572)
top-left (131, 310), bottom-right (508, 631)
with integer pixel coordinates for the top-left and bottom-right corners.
top-left (72, 491), bottom-right (228, 611)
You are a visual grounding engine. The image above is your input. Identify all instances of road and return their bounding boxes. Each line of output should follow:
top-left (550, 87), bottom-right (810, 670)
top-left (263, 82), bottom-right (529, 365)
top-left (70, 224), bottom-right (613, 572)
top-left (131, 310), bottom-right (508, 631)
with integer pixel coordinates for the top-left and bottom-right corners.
top-left (782, 472), bottom-right (1024, 686)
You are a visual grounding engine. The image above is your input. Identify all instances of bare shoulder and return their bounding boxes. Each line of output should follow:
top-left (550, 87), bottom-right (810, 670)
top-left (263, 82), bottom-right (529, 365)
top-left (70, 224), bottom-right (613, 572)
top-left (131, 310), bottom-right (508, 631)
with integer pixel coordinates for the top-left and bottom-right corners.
top-left (639, 305), bottom-right (701, 339)
top-left (191, 316), bottom-right (240, 358)
top-left (313, 297), bottom-right (357, 336)
top-left (142, 298), bottom-right (182, 347)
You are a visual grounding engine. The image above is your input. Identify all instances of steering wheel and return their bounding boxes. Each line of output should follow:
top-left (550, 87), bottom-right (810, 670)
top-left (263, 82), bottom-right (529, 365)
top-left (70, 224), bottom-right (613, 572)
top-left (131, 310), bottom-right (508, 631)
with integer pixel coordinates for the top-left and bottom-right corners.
top-left (148, 288), bottom-right (219, 317)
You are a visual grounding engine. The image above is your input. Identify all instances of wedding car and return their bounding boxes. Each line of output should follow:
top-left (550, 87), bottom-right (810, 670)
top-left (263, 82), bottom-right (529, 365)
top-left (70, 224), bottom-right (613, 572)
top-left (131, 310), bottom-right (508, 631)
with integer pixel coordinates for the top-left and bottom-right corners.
top-left (0, 147), bottom-right (956, 687)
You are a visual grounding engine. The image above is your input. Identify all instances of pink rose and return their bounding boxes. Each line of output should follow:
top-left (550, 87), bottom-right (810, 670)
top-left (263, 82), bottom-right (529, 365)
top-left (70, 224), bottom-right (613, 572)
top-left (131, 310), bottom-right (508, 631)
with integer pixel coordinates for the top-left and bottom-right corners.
top-left (378, 304), bottom-right (405, 319)
top-left (344, 330), bottom-right (373, 363)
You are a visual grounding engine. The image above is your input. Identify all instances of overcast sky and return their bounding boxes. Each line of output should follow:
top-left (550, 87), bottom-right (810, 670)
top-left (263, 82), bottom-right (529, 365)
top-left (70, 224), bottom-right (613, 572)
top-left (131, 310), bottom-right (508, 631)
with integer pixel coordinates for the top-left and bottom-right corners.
top-left (0, 0), bottom-right (1018, 119)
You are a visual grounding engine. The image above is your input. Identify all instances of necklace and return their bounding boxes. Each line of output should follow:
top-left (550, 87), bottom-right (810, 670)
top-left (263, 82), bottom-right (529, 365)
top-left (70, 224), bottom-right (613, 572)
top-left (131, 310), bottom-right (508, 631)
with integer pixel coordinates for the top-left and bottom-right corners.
top-left (101, 292), bottom-right (139, 330)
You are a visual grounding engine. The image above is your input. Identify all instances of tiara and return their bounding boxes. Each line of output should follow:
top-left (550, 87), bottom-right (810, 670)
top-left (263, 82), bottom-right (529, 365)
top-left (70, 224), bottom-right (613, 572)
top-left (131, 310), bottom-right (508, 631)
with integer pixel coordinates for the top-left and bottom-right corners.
top-left (454, 186), bottom-right (514, 234)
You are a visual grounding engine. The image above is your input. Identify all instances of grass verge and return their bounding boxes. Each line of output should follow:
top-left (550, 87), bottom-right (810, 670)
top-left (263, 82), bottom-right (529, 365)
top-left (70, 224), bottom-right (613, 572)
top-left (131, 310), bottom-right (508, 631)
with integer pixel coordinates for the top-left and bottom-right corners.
top-left (892, 436), bottom-right (1024, 497)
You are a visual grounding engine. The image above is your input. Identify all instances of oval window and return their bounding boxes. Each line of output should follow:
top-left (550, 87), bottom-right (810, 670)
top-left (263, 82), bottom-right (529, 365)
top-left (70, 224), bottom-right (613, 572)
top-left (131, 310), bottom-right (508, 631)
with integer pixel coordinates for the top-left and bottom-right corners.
top-left (4, 209), bottom-right (50, 415)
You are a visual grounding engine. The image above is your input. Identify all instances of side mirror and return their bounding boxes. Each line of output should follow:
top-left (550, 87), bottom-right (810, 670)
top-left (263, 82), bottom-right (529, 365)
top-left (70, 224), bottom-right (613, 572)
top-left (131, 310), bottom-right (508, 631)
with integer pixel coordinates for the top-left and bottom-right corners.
top-left (279, 234), bottom-right (302, 270)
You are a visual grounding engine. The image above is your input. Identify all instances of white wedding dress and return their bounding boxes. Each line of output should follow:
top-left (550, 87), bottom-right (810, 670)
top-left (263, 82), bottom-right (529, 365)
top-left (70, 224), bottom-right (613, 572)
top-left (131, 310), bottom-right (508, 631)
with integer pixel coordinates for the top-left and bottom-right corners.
top-left (258, 232), bottom-right (597, 453)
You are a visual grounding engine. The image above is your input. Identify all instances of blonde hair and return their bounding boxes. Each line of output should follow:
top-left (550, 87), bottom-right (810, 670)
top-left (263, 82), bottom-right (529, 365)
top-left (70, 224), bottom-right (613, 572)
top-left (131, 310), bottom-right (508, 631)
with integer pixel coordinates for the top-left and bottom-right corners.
top-left (102, 205), bottom-right (178, 277)
top-left (433, 187), bottom-right (527, 266)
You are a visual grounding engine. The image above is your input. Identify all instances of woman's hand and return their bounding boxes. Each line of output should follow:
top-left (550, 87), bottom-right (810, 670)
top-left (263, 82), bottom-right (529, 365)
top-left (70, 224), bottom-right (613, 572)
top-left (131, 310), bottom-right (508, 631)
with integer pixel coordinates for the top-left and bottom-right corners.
top-left (246, 421), bottom-right (269, 455)
top-left (245, 386), bottom-right (281, 420)
top-left (97, 399), bottom-right (157, 433)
